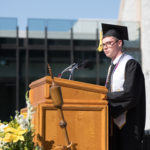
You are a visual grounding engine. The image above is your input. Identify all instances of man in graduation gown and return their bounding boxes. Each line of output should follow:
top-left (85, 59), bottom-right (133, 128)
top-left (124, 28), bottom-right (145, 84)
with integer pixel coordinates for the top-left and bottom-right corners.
top-left (101, 23), bottom-right (146, 150)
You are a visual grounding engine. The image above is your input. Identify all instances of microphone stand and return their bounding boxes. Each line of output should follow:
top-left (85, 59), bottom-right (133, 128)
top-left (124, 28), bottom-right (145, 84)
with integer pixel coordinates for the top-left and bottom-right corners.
top-left (60, 63), bottom-right (78, 80)
top-left (68, 63), bottom-right (78, 80)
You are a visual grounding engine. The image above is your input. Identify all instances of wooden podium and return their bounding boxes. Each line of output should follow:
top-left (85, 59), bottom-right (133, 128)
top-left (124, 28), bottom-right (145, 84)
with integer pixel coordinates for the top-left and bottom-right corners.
top-left (22, 76), bottom-right (108, 150)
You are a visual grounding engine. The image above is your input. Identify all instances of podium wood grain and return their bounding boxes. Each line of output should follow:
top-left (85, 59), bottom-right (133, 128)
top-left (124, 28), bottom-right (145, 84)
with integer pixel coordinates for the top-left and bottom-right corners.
top-left (21, 76), bottom-right (108, 150)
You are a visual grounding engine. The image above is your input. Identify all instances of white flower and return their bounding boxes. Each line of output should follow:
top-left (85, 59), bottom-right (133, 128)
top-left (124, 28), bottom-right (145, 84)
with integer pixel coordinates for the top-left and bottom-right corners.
top-left (0, 124), bottom-right (8, 132)
top-left (25, 91), bottom-right (34, 123)
top-left (15, 113), bottom-right (29, 129)
top-left (0, 140), bottom-right (6, 148)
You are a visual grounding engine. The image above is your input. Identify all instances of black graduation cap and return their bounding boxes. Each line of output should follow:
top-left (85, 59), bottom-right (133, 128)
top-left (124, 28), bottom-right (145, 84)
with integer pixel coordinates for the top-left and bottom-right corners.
top-left (102, 23), bottom-right (129, 40)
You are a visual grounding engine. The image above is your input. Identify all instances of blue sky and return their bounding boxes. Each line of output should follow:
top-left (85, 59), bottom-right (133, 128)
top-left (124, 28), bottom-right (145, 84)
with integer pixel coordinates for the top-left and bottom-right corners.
top-left (0, 0), bottom-right (121, 29)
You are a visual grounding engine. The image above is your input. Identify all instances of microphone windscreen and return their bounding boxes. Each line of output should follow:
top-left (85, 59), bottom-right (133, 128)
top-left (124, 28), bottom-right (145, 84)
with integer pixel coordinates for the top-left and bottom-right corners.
top-left (78, 59), bottom-right (94, 69)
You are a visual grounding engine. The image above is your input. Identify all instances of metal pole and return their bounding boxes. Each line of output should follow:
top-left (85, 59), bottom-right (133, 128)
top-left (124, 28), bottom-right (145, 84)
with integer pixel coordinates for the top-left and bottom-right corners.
top-left (44, 26), bottom-right (48, 75)
top-left (25, 27), bottom-right (29, 91)
top-left (70, 27), bottom-right (74, 64)
top-left (16, 26), bottom-right (19, 110)
top-left (96, 28), bottom-right (100, 85)
top-left (70, 28), bottom-right (74, 80)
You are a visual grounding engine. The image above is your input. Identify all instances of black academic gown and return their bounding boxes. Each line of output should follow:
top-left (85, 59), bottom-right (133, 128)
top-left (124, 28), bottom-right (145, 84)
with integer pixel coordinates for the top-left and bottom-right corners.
top-left (107, 59), bottom-right (146, 150)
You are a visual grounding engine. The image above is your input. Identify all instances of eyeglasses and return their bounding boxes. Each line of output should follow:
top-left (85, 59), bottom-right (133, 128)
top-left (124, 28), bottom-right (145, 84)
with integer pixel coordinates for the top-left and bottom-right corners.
top-left (102, 40), bottom-right (119, 48)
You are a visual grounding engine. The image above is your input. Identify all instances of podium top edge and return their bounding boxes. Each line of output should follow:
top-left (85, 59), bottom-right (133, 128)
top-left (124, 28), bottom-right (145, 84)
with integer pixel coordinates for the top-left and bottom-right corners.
top-left (29, 76), bottom-right (108, 94)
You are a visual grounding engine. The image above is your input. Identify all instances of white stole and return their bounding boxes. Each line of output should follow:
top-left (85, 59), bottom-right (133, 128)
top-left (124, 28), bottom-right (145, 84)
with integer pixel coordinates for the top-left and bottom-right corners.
top-left (111, 54), bottom-right (133, 129)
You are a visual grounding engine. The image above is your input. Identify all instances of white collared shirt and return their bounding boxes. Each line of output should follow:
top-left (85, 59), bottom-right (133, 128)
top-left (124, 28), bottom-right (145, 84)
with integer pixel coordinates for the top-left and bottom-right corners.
top-left (112, 53), bottom-right (123, 65)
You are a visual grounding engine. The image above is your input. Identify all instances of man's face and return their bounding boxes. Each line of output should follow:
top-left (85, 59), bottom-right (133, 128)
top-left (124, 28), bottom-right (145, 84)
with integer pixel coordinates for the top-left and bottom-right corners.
top-left (102, 36), bottom-right (122, 60)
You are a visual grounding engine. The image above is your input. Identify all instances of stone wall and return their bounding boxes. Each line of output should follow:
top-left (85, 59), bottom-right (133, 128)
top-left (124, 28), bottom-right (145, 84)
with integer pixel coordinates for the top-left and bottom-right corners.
top-left (141, 0), bottom-right (150, 130)
top-left (118, 0), bottom-right (150, 130)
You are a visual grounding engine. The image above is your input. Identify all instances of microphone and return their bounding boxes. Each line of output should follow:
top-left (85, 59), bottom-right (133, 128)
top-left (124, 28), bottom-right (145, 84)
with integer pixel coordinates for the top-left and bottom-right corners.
top-left (58, 59), bottom-right (94, 80)
top-left (58, 63), bottom-right (78, 79)
top-left (78, 59), bottom-right (94, 69)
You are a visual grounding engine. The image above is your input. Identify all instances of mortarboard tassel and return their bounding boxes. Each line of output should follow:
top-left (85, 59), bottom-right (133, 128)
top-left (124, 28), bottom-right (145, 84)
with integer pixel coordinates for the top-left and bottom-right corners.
top-left (97, 31), bottom-right (103, 52)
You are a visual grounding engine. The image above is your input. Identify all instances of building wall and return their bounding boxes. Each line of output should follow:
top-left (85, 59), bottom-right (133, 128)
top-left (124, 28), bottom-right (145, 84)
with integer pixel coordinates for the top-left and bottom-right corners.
top-left (141, 0), bottom-right (150, 130)
top-left (118, 0), bottom-right (141, 21)
top-left (118, 0), bottom-right (150, 130)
